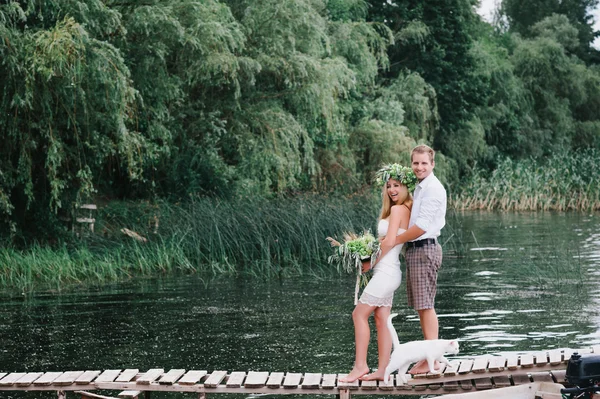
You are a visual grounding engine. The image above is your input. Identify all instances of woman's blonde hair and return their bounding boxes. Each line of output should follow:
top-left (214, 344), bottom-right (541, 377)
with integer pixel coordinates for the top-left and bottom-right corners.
top-left (379, 179), bottom-right (413, 220)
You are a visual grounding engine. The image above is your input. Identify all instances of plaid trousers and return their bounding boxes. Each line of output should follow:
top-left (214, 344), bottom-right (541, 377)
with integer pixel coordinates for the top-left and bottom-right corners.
top-left (405, 243), bottom-right (442, 310)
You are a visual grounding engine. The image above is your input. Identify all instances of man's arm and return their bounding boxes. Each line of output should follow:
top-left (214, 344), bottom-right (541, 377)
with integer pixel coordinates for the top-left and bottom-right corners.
top-left (394, 224), bottom-right (425, 246)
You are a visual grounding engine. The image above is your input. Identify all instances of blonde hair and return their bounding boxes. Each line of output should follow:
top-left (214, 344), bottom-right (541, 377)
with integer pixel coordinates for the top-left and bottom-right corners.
top-left (379, 180), bottom-right (413, 220)
top-left (411, 144), bottom-right (435, 163)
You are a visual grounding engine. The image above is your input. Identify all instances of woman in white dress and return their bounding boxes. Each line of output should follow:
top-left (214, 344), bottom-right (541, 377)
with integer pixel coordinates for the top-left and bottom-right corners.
top-left (340, 164), bottom-right (416, 382)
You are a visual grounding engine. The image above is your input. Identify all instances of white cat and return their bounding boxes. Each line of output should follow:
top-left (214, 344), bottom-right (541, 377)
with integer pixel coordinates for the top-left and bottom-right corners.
top-left (383, 313), bottom-right (460, 385)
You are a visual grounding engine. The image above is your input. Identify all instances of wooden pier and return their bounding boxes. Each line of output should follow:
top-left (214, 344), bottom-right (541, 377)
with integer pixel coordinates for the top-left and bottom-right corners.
top-left (1, 346), bottom-right (598, 398)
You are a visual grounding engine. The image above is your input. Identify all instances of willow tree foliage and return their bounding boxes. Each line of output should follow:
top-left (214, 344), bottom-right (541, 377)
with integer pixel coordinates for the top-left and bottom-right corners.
top-left (2, 0), bottom-right (600, 243)
top-left (0, 2), bottom-right (144, 240)
top-left (2, 0), bottom-right (429, 241)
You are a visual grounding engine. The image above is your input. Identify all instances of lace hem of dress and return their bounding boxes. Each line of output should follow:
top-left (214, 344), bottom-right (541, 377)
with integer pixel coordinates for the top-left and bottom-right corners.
top-left (358, 291), bottom-right (393, 307)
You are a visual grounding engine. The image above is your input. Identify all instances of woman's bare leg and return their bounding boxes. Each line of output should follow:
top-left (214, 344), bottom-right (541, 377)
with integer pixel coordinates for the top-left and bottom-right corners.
top-left (339, 303), bottom-right (375, 382)
top-left (362, 306), bottom-right (392, 381)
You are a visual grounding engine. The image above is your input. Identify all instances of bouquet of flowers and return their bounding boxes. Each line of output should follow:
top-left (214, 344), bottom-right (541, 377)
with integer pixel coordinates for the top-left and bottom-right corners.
top-left (327, 231), bottom-right (380, 304)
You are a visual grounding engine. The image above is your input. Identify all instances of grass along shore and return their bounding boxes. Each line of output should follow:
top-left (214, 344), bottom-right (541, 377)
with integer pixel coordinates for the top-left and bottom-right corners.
top-left (451, 150), bottom-right (600, 211)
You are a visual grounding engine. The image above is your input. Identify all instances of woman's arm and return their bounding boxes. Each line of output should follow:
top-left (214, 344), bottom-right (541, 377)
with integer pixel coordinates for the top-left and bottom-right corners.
top-left (372, 205), bottom-right (409, 266)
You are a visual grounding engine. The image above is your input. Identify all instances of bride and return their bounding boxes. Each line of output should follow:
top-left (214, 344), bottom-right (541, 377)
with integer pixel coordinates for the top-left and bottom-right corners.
top-left (339, 164), bottom-right (416, 383)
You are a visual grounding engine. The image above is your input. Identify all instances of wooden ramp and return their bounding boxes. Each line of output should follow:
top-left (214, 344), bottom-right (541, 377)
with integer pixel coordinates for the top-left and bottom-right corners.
top-left (1, 347), bottom-right (597, 398)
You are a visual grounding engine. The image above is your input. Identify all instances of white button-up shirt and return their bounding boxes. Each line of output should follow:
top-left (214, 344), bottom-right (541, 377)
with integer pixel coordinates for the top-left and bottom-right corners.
top-left (409, 173), bottom-right (447, 240)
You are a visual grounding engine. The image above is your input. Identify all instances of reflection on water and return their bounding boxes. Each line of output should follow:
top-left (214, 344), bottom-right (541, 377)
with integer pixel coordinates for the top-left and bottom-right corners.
top-left (0, 211), bottom-right (599, 395)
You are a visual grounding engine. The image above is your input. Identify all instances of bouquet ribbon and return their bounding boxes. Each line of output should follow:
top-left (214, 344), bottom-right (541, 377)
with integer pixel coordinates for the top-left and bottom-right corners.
top-left (354, 256), bottom-right (368, 305)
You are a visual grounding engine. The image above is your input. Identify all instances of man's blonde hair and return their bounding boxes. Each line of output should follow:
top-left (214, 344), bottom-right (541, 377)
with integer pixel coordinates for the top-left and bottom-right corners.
top-left (411, 144), bottom-right (435, 163)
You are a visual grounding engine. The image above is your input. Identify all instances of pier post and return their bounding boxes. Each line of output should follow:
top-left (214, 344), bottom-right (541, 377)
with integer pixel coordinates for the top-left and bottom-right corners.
top-left (57, 391), bottom-right (66, 399)
top-left (338, 389), bottom-right (350, 399)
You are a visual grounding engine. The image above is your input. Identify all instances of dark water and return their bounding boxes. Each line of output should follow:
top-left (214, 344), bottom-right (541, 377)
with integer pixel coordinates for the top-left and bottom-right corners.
top-left (1, 212), bottom-right (599, 397)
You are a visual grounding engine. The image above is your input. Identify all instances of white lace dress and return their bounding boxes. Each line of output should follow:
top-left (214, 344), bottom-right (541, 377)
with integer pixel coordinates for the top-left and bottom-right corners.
top-left (358, 219), bottom-right (405, 307)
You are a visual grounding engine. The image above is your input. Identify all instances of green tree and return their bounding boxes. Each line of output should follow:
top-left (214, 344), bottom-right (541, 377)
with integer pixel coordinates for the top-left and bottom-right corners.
top-left (0, 2), bottom-right (147, 241)
top-left (366, 0), bottom-right (488, 173)
top-left (500, 0), bottom-right (600, 63)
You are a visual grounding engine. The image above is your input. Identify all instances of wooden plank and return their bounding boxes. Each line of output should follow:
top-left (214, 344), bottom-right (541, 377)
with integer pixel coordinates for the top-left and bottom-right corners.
top-left (458, 359), bottom-right (474, 374)
top-left (488, 356), bottom-right (506, 372)
top-left (443, 360), bottom-right (460, 377)
top-left (178, 370), bottom-right (206, 385)
top-left (535, 351), bottom-right (549, 366)
top-left (266, 372), bottom-right (285, 388)
top-left (512, 374), bottom-right (531, 385)
top-left (520, 354), bottom-right (534, 368)
top-left (359, 379), bottom-right (377, 390)
top-left (426, 363), bottom-right (446, 379)
top-left (118, 391), bottom-right (141, 399)
top-left (397, 374), bottom-right (413, 390)
top-left (136, 369), bottom-right (164, 385)
top-left (16, 372), bottom-right (44, 387)
top-left (428, 382), bottom-right (442, 390)
top-left (95, 370), bottom-right (122, 383)
top-left (54, 371), bottom-right (85, 386)
top-left (412, 371), bottom-right (429, 379)
top-left (321, 373), bottom-right (337, 389)
top-left (548, 350), bottom-right (562, 366)
top-left (75, 370), bottom-right (101, 384)
top-left (414, 380), bottom-right (427, 391)
top-left (115, 369), bottom-right (139, 383)
top-left (336, 374), bottom-right (359, 390)
top-left (225, 372), bottom-right (246, 388)
top-left (300, 373), bottom-right (321, 389)
top-left (379, 374), bottom-right (394, 391)
top-left (493, 375), bottom-right (511, 388)
top-left (158, 369), bottom-right (185, 385)
top-left (203, 370), bottom-right (227, 388)
top-left (551, 370), bottom-right (566, 383)
top-left (33, 371), bottom-right (63, 386)
top-left (244, 371), bottom-right (269, 388)
top-left (473, 377), bottom-right (493, 390)
top-left (531, 371), bottom-right (554, 383)
top-left (459, 379), bottom-right (473, 390)
top-left (442, 380), bottom-right (459, 391)
top-left (592, 345), bottom-right (600, 354)
top-left (282, 372), bottom-right (302, 389)
top-left (471, 357), bottom-right (489, 373)
top-left (398, 374), bottom-right (414, 389)
top-left (0, 373), bottom-right (27, 386)
top-left (506, 354), bottom-right (519, 370)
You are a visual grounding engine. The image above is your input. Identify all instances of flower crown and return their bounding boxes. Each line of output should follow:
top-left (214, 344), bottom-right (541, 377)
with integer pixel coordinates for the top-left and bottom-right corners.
top-left (374, 163), bottom-right (418, 193)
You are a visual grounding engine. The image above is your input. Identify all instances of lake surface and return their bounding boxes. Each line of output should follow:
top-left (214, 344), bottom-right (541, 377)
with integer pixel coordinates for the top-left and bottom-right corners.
top-left (1, 211), bottom-right (599, 398)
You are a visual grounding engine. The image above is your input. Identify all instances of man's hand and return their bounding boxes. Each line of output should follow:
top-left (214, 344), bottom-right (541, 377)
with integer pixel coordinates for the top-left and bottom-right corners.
top-left (395, 235), bottom-right (404, 246)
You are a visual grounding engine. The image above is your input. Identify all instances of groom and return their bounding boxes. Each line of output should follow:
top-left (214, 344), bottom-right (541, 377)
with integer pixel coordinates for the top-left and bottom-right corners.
top-left (394, 144), bottom-right (447, 374)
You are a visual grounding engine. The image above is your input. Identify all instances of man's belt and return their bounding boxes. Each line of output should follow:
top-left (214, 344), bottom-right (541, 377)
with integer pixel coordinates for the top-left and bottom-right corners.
top-left (406, 238), bottom-right (437, 249)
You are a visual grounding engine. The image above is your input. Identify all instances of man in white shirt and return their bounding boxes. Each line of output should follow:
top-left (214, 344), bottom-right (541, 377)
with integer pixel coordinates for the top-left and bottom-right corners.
top-left (393, 144), bottom-right (447, 374)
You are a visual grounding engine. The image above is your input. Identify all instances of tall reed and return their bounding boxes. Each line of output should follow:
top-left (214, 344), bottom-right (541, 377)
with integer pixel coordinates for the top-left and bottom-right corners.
top-left (452, 150), bottom-right (600, 211)
top-left (0, 193), bottom-right (383, 292)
